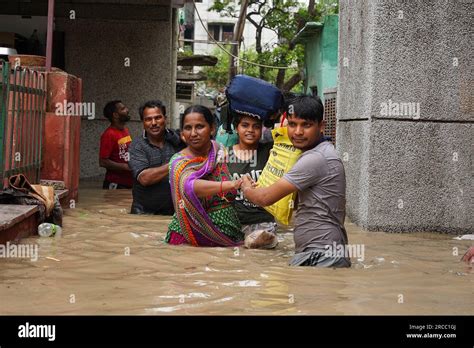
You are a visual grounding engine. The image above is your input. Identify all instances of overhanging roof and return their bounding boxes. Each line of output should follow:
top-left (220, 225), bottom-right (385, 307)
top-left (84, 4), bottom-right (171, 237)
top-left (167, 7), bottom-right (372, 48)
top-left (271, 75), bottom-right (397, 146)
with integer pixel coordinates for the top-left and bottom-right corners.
top-left (293, 22), bottom-right (323, 44)
top-left (177, 54), bottom-right (218, 67)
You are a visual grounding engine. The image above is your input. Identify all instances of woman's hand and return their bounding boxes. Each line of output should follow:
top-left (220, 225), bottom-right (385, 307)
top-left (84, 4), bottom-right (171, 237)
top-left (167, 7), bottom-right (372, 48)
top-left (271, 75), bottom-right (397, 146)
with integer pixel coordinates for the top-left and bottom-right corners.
top-left (232, 178), bottom-right (243, 190)
top-left (241, 175), bottom-right (254, 194)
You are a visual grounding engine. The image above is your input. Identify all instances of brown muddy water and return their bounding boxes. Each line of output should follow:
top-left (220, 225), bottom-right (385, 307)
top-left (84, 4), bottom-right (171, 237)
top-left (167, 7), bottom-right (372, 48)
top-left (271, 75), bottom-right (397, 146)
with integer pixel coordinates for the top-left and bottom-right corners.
top-left (0, 183), bottom-right (472, 315)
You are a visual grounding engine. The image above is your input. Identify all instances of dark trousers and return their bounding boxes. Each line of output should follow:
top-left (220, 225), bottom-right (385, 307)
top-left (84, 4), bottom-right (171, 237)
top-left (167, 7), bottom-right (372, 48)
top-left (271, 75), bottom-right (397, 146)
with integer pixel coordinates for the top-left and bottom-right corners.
top-left (102, 180), bottom-right (131, 190)
top-left (130, 201), bottom-right (174, 215)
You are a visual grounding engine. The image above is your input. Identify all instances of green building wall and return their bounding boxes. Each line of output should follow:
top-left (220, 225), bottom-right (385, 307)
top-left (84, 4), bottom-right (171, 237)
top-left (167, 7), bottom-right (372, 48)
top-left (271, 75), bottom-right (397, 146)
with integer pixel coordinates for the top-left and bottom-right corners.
top-left (301, 15), bottom-right (339, 100)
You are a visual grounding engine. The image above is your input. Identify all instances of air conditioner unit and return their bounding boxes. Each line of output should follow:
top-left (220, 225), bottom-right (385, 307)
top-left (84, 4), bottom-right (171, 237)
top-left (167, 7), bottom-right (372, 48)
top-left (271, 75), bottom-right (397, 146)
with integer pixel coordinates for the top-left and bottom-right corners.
top-left (176, 82), bottom-right (194, 102)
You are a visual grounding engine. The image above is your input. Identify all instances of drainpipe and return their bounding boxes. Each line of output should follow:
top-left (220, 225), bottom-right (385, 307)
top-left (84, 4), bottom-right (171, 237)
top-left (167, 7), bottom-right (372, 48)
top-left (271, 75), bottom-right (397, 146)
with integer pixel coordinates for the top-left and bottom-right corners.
top-left (45, 0), bottom-right (55, 72)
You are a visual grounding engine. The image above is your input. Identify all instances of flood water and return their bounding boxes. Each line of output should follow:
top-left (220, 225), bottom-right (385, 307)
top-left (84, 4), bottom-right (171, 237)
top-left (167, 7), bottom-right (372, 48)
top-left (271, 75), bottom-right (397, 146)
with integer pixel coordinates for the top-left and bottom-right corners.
top-left (1, 182), bottom-right (472, 315)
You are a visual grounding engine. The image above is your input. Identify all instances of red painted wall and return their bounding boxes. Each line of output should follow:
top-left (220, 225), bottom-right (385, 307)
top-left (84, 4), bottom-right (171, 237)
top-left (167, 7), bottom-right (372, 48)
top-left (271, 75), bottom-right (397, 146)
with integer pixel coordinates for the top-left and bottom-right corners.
top-left (41, 71), bottom-right (82, 203)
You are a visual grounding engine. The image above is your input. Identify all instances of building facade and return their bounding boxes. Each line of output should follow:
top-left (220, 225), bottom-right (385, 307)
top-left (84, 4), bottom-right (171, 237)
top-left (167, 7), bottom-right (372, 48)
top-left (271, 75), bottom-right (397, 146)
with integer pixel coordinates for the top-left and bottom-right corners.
top-left (0, 0), bottom-right (181, 180)
top-left (191, 0), bottom-right (277, 56)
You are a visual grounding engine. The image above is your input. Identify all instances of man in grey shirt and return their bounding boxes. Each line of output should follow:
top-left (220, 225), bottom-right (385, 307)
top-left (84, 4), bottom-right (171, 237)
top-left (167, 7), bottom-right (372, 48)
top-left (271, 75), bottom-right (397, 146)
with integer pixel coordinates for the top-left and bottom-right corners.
top-left (242, 95), bottom-right (350, 267)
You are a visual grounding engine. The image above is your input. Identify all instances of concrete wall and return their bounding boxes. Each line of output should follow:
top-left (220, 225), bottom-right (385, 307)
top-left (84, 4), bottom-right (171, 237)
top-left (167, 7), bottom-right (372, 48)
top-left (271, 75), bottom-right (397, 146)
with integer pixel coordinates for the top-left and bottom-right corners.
top-left (56, 9), bottom-right (176, 179)
top-left (336, 0), bottom-right (473, 233)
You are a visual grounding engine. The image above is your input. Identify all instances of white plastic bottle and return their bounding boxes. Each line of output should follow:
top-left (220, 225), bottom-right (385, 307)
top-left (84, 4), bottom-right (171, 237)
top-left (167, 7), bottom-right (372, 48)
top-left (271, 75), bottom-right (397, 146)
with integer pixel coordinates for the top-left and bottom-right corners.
top-left (38, 223), bottom-right (62, 237)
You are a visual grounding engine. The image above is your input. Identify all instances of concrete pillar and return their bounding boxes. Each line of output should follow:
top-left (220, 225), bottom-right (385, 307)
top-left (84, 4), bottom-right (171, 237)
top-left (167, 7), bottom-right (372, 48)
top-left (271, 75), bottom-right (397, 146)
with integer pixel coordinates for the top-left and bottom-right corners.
top-left (336, 0), bottom-right (472, 233)
top-left (170, 7), bottom-right (179, 129)
top-left (41, 71), bottom-right (82, 203)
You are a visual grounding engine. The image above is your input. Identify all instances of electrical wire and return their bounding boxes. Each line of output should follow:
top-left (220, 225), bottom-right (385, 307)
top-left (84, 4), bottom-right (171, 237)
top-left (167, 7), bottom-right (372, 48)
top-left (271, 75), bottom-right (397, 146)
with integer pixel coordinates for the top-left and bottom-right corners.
top-left (192, 0), bottom-right (292, 70)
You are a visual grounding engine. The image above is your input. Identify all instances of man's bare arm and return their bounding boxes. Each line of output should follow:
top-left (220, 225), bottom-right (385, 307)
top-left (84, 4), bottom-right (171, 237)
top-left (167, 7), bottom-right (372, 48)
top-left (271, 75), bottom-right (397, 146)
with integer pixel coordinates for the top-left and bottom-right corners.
top-left (242, 176), bottom-right (297, 207)
top-left (137, 164), bottom-right (169, 186)
top-left (99, 158), bottom-right (130, 172)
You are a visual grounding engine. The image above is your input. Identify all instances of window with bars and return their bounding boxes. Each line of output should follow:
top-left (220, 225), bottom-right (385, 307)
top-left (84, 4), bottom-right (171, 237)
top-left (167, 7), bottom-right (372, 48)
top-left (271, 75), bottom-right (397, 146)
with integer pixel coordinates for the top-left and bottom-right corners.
top-left (176, 83), bottom-right (193, 101)
top-left (323, 91), bottom-right (337, 146)
top-left (208, 24), bottom-right (235, 42)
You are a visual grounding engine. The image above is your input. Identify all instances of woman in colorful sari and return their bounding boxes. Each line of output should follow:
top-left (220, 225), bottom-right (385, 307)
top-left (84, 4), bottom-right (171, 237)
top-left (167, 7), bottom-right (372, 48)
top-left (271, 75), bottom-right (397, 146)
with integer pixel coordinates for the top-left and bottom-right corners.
top-left (166, 105), bottom-right (245, 246)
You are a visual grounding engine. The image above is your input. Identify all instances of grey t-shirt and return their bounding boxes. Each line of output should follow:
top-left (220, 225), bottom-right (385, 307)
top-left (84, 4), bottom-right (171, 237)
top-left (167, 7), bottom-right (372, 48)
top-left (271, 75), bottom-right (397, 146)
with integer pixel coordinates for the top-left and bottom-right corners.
top-left (283, 141), bottom-right (347, 253)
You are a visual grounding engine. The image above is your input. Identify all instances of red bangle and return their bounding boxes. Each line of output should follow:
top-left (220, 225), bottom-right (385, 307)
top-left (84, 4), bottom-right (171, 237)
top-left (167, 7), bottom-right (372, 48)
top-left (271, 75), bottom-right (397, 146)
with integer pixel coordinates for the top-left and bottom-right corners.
top-left (219, 180), bottom-right (229, 202)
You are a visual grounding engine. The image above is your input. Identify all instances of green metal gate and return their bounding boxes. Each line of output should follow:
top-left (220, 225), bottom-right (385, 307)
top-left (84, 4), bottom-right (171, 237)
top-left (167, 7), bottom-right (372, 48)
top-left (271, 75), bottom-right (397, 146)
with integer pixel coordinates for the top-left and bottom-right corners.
top-left (0, 60), bottom-right (46, 187)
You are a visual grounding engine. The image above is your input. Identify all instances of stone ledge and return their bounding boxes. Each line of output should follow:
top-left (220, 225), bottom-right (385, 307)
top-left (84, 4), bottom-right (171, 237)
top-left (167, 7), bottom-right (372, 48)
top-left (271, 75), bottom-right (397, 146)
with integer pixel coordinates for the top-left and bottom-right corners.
top-left (0, 204), bottom-right (39, 231)
top-left (55, 189), bottom-right (69, 200)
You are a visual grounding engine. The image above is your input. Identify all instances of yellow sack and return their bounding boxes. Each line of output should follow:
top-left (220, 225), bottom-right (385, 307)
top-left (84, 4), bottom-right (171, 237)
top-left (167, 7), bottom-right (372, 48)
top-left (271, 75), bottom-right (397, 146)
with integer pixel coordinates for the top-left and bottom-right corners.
top-left (257, 126), bottom-right (301, 225)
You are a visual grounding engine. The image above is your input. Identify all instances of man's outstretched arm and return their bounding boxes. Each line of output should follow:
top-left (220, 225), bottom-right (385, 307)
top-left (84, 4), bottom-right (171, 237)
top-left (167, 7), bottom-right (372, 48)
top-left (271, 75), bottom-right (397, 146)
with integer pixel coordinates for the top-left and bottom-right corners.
top-left (242, 175), bottom-right (297, 207)
top-left (136, 164), bottom-right (169, 187)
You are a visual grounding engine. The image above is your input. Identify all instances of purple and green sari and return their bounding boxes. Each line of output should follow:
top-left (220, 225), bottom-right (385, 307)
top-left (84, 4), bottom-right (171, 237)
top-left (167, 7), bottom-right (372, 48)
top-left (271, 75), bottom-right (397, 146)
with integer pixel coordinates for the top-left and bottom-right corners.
top-left (166, 141), bottom-right (243, 247)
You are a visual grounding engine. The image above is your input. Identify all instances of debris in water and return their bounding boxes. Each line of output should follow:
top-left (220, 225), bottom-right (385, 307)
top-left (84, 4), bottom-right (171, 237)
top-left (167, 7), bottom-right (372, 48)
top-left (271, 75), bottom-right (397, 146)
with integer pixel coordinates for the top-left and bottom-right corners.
top-left (45, 257), bottom-right (60, 262)
top-left (449, 270), bottom-right (468, 276)
top-left (354, 261), bottom-right (372, 269)
top-left (453, 234), bottom-right (474, 240)
top-left (374, 257), bottom-right (385, 264)
top-left (221, 280), bottom-right (260, 287)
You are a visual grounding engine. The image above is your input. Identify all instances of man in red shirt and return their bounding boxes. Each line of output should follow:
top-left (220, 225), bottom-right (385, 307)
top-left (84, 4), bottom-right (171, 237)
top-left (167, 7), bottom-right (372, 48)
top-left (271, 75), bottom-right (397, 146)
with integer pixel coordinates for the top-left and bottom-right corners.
top-left (99, 100), bottom-right (133, 189)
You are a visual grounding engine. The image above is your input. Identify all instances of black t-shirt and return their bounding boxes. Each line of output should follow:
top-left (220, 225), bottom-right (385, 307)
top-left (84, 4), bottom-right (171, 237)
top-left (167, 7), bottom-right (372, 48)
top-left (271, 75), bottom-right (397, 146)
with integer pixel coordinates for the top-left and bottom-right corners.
top-left (128, 129), bottom-right (184, 215)
top-left (227, 142), bottom-right (275, 225)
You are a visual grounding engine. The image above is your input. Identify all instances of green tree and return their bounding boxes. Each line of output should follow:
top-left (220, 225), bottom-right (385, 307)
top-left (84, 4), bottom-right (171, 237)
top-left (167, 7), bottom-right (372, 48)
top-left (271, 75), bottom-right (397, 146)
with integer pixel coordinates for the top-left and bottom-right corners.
top-left (201, 45), bottom-right (232, 89)
top-left (208, 0), bottom-right (339, 90)
top-left (202, 46), bottom-right (303, 90)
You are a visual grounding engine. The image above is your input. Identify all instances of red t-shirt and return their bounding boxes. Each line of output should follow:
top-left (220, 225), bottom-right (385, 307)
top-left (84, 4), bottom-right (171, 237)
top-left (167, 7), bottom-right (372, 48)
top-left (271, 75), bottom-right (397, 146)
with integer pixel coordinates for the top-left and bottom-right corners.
top-left (99, 126), bottom-right (133, 187)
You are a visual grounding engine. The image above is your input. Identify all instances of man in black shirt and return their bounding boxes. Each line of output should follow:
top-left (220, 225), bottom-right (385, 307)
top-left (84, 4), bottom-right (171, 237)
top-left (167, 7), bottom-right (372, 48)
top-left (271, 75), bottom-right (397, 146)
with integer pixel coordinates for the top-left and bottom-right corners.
top-left (128, 100), bottom-right (184, 215)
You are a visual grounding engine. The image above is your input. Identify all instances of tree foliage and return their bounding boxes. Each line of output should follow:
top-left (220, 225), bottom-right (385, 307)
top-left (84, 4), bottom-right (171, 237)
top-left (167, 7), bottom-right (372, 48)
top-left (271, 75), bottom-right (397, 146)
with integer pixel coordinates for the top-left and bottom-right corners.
top-left (204, 0), bottom-right (339, 91)
top-left (202, 46), bottom-right (302, 90)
